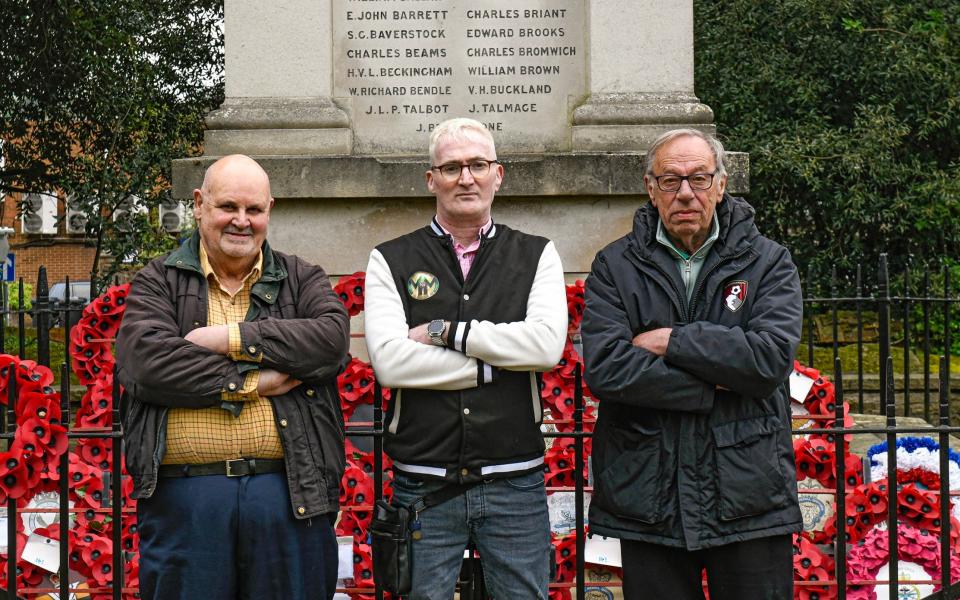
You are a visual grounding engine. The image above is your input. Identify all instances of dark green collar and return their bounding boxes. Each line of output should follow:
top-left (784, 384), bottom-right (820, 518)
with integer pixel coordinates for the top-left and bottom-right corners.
top-left (165, 231), bottom-right (287, 305)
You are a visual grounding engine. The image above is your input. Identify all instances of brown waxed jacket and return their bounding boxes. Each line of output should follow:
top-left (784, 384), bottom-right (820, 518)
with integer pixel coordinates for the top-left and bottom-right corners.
top-left (115, 231), bottom-right (350, 518)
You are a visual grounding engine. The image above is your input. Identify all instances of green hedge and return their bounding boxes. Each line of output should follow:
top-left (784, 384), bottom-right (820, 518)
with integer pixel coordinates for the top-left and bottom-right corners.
top-left (695, 1), bottom-right (960, 280)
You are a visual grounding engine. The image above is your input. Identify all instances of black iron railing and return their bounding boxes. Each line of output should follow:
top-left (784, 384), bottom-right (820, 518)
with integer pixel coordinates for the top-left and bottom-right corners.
top-left (0, 252), bottom-right (956, 599)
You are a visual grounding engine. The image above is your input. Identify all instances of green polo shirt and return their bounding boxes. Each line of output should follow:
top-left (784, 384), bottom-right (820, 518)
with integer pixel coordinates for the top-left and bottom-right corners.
top-left (655, 214), bottom-right (720, 302)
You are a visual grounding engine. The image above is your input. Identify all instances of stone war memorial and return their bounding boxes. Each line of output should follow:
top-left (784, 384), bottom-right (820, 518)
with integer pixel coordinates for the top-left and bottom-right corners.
top-left (172, 0), bottom-right (747, 278)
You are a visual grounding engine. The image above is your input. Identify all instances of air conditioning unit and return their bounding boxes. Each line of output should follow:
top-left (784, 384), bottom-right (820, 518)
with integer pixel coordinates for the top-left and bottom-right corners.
top-left (159, 198), bottom-right (186, 233)
top-left (65, 195), bottom-right (88, 235)
top-left (113, 195), bottom-right (146, 232)
top-left (21, 192), bottom-right (58, 235)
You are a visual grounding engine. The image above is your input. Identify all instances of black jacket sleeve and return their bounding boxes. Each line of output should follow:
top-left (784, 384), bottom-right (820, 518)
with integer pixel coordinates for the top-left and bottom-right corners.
top-left (582, 252), bottom-right (715, 414)
top-left (665, 245), bottom-right (802, 399)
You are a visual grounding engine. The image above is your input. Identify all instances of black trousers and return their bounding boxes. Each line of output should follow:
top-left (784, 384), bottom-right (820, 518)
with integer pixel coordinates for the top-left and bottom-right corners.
top-left (620, 534), bottom-right (793, 600)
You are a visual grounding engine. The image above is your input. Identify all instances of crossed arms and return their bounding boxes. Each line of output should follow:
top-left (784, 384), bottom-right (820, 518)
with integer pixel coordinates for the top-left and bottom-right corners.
top-left (115, 257), bottom-right (349, 408)
top-left (581, 248), bottom-right (802, 413)
top-left (364, 242), bottom-right (568, 389)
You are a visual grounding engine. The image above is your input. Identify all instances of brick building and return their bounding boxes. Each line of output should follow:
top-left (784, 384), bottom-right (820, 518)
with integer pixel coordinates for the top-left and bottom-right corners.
top-left (1, 191), bottom-right (96, 289)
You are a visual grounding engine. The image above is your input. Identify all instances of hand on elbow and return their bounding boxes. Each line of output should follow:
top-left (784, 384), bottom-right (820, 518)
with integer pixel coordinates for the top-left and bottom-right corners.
top-left (631, 328), bottom-right (672, 356)
top-left (258, 369), bottom-right (301, 396)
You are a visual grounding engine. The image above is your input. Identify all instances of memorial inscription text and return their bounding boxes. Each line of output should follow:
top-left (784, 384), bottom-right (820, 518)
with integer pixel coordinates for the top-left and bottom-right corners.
top-left (334, 0), bottom-right (585, 153)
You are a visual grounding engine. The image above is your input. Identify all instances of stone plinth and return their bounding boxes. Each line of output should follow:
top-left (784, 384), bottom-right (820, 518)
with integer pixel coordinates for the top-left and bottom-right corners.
top-left (173, 0), bottom-right (744, 275)
top-left (173, 152), bottom-right (749, 274)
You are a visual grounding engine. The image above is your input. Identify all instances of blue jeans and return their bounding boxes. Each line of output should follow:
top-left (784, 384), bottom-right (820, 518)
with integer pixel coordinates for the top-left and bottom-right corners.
top-left (390, 469), bottom-right (551, 599)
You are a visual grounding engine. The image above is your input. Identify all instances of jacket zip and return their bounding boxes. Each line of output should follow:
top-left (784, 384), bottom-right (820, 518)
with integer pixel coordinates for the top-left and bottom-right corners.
top-left (682, 259), bottom-right (693, 293)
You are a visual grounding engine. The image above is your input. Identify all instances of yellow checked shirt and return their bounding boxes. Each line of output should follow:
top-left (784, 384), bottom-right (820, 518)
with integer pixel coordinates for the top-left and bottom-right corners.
top-left (162, 246), bottom-right (284, 464)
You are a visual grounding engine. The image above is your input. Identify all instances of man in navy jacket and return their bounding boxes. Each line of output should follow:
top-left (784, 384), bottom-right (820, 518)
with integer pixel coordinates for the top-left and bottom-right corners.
top-left (583, 129), bottom-right (803, 600)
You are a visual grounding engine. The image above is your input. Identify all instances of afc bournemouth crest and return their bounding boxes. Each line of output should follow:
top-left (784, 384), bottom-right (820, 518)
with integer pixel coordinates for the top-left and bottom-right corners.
top-left (723, 280), bottom-right (748, 312)
top-left (407, 271), bottom-right (440, 300)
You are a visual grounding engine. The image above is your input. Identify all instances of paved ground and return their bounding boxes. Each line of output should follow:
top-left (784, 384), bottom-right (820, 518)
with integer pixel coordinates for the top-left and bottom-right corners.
top-left (846, 412), bottom-right (960, 457)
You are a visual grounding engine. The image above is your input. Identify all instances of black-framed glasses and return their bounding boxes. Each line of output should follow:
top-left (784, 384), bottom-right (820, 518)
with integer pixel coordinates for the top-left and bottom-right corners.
top-left (653, 172), bottom-right (717, 192)
top-left (430, 159), bottom-right (500, 182)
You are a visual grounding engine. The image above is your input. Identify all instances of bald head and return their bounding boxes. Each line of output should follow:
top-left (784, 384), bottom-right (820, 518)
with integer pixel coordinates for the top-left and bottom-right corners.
top-left (193, 154), bottom-right (274, 277)
top-left (200, 154), bottom-right (272, 197)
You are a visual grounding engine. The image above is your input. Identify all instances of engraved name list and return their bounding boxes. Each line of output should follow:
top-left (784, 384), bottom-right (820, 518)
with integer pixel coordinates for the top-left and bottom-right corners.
top-left (334, 0), bottom-right (585, 153)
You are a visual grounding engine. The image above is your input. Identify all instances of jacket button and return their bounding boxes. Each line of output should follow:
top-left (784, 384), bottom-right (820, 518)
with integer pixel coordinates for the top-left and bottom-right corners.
top-left (248, 345), bottom-right (257, 355)
top-left (265, 293), bottom-right (272, 300)
top-left (193, 321), bottom-right (200, 327)
top-left (280, 419), bottom-right (288, 427)
top-left (306, 389), bottom-right (315, 397)
top-left (460, 468), bottom-right (468, 476)
top-left (176, 260), bottom-right (183, 265)
top-left (297, 506), bottom-right (305, 515)
top-left (463, 408), bottom-right (470, 415)
top-left (227, 382), bottom-right (237, 391)
top-left (463, 294), bottom-right (470, 300)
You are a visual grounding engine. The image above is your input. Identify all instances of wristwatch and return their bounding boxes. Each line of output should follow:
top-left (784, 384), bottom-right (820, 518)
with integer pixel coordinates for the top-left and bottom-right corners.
top-left (427, 319), bottom-right (447, 347)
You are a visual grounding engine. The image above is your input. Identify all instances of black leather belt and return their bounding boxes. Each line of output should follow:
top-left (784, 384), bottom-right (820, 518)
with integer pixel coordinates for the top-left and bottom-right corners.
top-left (158, 458), bottom-right (285, 478)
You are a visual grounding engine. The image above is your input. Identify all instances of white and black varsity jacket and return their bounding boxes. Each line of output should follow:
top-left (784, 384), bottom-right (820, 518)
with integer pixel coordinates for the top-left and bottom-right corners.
top-left (364, 219), bottom-right (567, 483)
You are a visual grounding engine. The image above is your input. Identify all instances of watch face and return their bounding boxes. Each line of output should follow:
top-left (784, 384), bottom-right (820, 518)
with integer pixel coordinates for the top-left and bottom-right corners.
top-left (428, 320), bottom-right (444, 336)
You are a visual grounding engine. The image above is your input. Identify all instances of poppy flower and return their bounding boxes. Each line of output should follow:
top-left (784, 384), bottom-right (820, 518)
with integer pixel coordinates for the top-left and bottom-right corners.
top-left (98, 286), bottom-right (129, 317)
top-left (340, 463), bottom-right (374, 507)
top-left (79, 533), bottom-right (111, 566)
top-left (64, 451), bottom-right (100, 488)
top-left (0, 354), bottom-right (21, 397)
top-left (843, 455), bottom-right (864, 487)
top-left (75, 400), bottom-right (111, 429)
top-left (555, 342), bottom-right (582, 380)
top-left (335, 508), bottom-right (370, 541)
top-left (541, 371), bottom-right (576, 423)
top-left (0, 450), bottom-right (30, 501)
top-left (334, 272), bottom-right (366, 316)
top-left (19, 417), bottom-right (68, 459)
top-left (16, 391), bottom-right (62, 427)
top-left (345, 442), bottom-right (394, 500)
top-left (552, 533), bottom-right (577, 583)
top-left (553, 404), bottom-right (597, 435)
top-left (78, 438), bottom-right (113, 470)
top-left (338, 358), bottom-right (375, 418)
top-left (21, 453), bottom-right (45, 489)
top-left (91, 553), bottom-right (115, 586)
top-left (13, 361), bottom-right (54, 394)
top-left (121, 515), bottom-right (140, 553)
top-left (353, 542), bottom-right (374, 587)
top-left (864, 482), bottom-right (888, 515)
top-left (566, 280), bottom-right (585, 332)
top-left (75, 469), bottom-right (107, 510)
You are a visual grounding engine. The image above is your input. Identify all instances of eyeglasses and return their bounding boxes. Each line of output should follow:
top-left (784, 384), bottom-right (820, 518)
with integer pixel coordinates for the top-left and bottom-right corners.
top-left (430, 159), bottom-right (500, 182)
top-left (652, 172), bottom-right (717, 192)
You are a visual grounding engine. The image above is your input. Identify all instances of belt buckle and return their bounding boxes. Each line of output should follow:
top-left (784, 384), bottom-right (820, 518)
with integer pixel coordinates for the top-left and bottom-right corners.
top-left (225, 458), bottom-right (246, 477)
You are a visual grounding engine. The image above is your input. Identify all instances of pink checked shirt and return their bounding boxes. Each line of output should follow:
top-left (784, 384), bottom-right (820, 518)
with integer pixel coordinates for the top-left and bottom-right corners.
top-left (436, 218), bottom-right (493, 278)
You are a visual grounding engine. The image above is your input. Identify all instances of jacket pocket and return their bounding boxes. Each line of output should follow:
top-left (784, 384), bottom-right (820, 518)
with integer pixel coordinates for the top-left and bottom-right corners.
top-left (713, 415), bottom-right (789, 521)
top-left (594, 424), bottom-right (663, 524)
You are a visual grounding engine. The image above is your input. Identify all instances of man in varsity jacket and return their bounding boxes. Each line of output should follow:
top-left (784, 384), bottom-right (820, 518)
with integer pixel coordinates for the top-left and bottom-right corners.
top-left (364, 117), bottom-right (567, 599)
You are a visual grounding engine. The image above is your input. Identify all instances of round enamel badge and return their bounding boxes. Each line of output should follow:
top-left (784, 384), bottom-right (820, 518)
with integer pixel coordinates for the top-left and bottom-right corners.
top-left (407, 271), bottom-right (439, 300)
